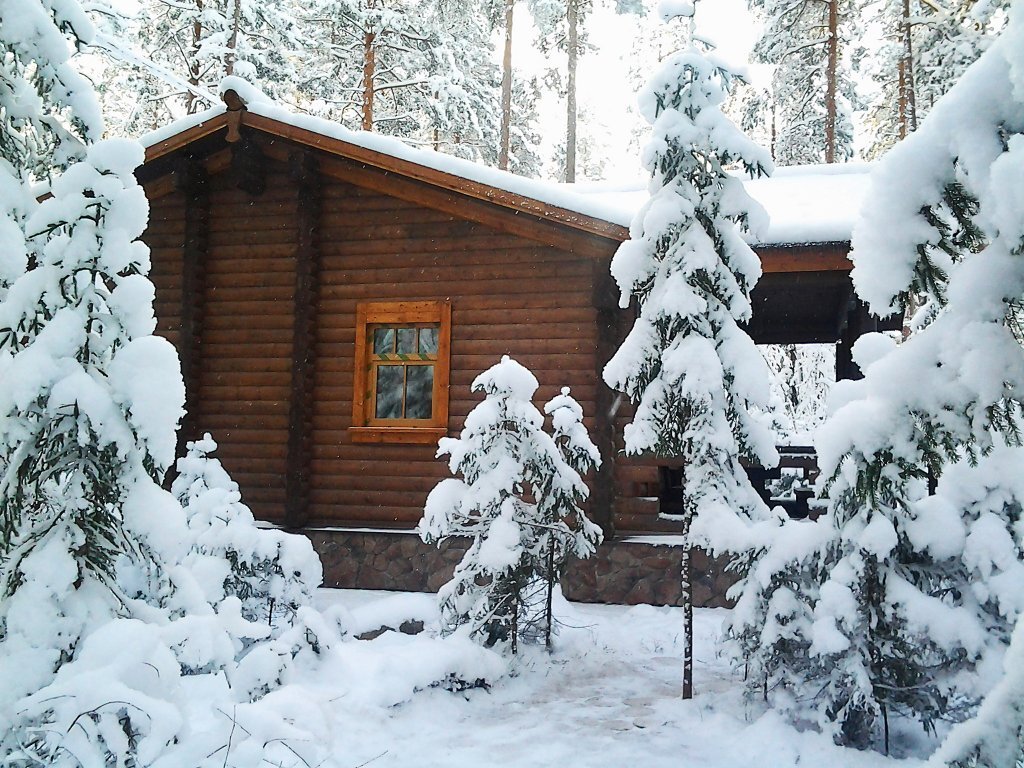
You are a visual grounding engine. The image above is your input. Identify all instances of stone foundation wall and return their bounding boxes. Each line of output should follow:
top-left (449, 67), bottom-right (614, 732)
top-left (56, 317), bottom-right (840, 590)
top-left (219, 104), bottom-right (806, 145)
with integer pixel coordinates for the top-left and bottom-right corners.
top-left (561, 537), bottom-right (736, 608)
top-left (306, 528), bottom-right (735, 608)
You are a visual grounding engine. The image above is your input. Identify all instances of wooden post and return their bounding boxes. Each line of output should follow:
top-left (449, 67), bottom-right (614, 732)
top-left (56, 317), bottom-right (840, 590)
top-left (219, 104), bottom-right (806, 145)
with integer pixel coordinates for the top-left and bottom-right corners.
top-left (284, 151), bottom-right (321, 529)
top-left (836, 295), bottom-right (879, 381)
top-left (175, 154), bottom-right (210, 466)
top-left (592, 259), bottom-right (619, 539)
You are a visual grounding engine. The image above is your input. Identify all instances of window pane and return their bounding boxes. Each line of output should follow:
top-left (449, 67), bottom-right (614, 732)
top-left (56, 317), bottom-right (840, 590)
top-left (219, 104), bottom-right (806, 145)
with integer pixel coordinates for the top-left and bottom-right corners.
top-left (373, 328), bottom-right (394, 355)
top-left (405, 365), bottom-right (434, 419)
top-left (397, 327), bottom-right (416, 355)
top-left (375, 365), bottom-right (403, 419)
top-left (419, 326), bottom-right (439, 355)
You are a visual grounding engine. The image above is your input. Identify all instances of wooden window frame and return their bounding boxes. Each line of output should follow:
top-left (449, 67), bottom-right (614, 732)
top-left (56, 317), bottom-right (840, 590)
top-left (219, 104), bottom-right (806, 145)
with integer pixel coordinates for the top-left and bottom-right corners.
top-left (350, 300), bottom-right (452, 444)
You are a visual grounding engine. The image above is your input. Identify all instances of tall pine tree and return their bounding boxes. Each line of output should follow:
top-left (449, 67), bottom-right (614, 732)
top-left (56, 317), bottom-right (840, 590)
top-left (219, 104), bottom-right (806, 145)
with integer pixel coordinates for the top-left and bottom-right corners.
top-left (602, 5), bottom-right (778, 699)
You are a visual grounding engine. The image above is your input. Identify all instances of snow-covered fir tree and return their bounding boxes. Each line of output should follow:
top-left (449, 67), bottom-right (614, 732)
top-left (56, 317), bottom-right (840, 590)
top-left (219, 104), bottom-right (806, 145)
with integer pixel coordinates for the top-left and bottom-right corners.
top-left (932, 612), bottom-right (1024, 767)
top-left (536, 387), bottom-right (602, 647)
top-left (173, 433), bottom-right (321, 631)
top-left (89, 0), bottom-right (300, 133)
top-left (739, 2), bottom-right (1024, 750)
top-left (602, 6), bottom-right (778, 698)
top-left (421, 357), bottom-right (600, 653)
top-left (748, 0), bottom-right (859, 164)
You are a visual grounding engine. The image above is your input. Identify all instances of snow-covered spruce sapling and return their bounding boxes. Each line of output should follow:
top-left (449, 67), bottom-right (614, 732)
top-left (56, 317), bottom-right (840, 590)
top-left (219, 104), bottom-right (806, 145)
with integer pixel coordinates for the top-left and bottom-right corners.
top-left (536, 387), bottom-right (602, 648)
top-left (747, 5), bottom-right (1024, 750)
top-left (602, 11), bottom-right (778, 698)
top-left (420, 356), bottom-right (601, 653)
top-left (173, 433), bottom-right (322, 632)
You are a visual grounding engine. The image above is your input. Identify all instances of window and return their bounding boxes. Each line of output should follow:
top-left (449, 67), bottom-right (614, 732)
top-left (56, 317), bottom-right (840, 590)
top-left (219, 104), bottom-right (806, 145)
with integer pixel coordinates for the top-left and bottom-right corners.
top-left (351, 300), bottom-right (451, 444)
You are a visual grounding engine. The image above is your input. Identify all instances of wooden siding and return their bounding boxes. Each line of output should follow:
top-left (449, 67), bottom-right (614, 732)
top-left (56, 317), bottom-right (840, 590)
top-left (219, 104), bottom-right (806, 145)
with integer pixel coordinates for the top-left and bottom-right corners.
top-left (141, 125), bottom-right (862, 538)
top-left (310, 177), bottom-right (601, 527)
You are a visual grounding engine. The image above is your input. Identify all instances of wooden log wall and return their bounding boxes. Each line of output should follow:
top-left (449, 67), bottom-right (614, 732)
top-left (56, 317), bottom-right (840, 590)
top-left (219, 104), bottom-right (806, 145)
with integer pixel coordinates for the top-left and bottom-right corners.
top-left (143, 131), bottom-right (861, 536)
top-left (310, 176), bottom-right (602, 528)
top-left (145, 140), bottom-right (611, 530)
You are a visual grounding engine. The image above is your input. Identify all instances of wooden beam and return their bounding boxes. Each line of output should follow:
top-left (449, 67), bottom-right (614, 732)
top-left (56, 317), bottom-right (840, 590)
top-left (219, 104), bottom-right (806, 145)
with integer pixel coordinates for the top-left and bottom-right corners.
top-left (284, 150), bottom-right (321, 529)
top-left (241, 112), bottom-right (628, 244)
top-left (592, 258), bottom-right (622, 539)
top-left (758, 243), bottom-right (852, 273)
top-left (175, 154), bottom-right (210, 464)
top-left (144, 112), bottom-right (228, 163)
top-left (260, 140), bottom-right (618, 258)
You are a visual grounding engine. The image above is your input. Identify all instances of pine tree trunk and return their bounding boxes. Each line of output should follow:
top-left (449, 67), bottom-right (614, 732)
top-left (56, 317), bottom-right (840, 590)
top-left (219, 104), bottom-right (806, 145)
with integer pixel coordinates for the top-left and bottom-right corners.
top-left (900, 0), bottom-right (917, 136)
top-left (824, 0), bottom-right (838, 163)
top-left (499, 0), bottom-right (514, 170)
top-left (545, 531), bottom-right (555, 650)
top-left (681, 407), bottom-right (694, 700)
top-left (565, 0), bottom-right (579, 183)
top-left (225, 0), bottom-right (242, 76)
top-left (362, 28), bottom-right (376, 132)
top-left (681, 502), bottom-right (694, 700)
top-left (186, 0), bottom-right (204, 114)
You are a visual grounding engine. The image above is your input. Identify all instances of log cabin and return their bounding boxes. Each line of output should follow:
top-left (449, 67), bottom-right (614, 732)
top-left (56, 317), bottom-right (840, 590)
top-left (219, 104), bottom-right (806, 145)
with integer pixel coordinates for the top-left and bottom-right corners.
top-left (137, 89), bottom-right (896, 606)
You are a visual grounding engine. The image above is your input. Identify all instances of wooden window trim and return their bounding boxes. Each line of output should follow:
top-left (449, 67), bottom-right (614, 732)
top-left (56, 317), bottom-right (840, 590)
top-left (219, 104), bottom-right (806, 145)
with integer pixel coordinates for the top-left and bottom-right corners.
top-left (351, 300), bottom-right (451, 445)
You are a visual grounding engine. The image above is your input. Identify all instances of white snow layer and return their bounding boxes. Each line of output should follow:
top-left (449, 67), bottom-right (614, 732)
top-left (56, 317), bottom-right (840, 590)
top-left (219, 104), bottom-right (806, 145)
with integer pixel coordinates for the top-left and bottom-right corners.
top-left (138, 77), bottom-right (870, 247)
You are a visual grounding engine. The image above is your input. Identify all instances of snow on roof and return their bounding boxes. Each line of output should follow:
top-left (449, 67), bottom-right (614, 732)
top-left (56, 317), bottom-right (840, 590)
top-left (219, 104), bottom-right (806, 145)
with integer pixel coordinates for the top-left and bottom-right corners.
top-left (573, 162), bottom-right (873, 246)
top-left (138, 78), bottom-right (871, 247)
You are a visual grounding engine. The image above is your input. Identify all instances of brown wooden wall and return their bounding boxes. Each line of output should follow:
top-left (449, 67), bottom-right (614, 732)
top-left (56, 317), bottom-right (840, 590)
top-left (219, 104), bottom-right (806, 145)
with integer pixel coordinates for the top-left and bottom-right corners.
top-left (143, 140), bottom-right (608, 529)
top-left (141, 128), bottom-right (860, 537)
top-left (311, 177), bottom-right (601, 527)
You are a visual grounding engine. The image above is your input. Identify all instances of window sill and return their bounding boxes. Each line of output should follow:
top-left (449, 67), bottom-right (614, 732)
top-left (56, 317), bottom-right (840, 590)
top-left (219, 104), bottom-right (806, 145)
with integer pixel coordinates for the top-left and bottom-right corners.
top-left (348, 426), bottom-right (447, 445)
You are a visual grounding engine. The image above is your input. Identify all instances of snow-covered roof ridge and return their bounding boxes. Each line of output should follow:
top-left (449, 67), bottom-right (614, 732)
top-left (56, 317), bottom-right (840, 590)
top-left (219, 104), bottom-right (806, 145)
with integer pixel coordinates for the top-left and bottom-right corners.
top-left (138, 76), bottom-right (872, 247)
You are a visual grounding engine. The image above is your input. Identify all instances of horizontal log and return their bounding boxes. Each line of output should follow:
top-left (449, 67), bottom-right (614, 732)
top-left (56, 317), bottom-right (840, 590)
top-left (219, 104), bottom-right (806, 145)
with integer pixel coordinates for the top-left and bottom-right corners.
top-left (319, 277), bottom-right (588, 301)
top-left (319, 260), bottom-right (591, 288)
top-left (310, 442), bottom-right (441, 463)
top-left (199, 357), bottom-right (292, 374)
top-left (316, 297), bottom-right (592, 319)
top-left (197, 415), bottom-right (290, 434)
top-left (305, 504), bottom-right (422, 527)
top-left (320, 247), bottom-right (577, 273)
top-left (309, 458), bottom-right (447, 476)
top-left (201, 440), bottom-right (288, 460)
top-left (205, 262), bottom-right (297, 280)
top-left (145, 234), bottom-right (185, 249)
top-left (199, 242), bottom-right (297, 260)
top-left (318, 235), bottom-right (569, 258)
top-left (199, 342), bottom-right (293, 358)
top-left (203, 327), bottom-right (294, 344)
top-left (313, 471), bottom-right (445, 494)
top-left (206, 213), bottom-right (298, 233)
top-left (208, 227), bottom-right (298, 247)
top-left (306, 488), bottom-right (429, 509)
top-left (203, 370), bottom-right (295, 387)
top-left (200, 300), bottom-right (296, 317)
top-left (196, 385), bottom-right (292, 402)
top-left (319, 206), bottom-right (458, 228)
top-left (613, 514), bottom-right (681, 534)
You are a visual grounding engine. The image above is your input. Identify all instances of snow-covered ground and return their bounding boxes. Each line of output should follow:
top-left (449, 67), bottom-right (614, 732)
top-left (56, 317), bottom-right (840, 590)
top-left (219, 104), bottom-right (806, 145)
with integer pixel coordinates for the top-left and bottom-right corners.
top-left (309, 589), bottom-right (926, 768)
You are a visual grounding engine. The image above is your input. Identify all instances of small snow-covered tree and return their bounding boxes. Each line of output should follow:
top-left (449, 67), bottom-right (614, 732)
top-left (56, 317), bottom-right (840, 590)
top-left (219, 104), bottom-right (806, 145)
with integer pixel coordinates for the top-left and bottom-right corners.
top-left (420, 357), bottom-right (601, 653)
top-left (173, 433), bottom-right (321, 631)
top-left (602, 5), bottom-right (778, 699)
top-left (536, 387), bottom-right (602, 647)
top-left (743, 2), bottom-right (1024, 750)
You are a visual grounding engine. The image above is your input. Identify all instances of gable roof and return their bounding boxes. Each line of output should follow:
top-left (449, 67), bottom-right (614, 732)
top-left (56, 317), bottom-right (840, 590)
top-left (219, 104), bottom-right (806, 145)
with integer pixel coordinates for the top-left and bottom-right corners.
top-left (139, 88), bottom-right (871, 249)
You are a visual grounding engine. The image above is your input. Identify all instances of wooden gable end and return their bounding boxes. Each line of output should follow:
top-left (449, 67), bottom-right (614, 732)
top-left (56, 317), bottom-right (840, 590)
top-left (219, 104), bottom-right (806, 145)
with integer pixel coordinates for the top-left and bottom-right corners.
top-left (140, 122), bottom-right (621, 531)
